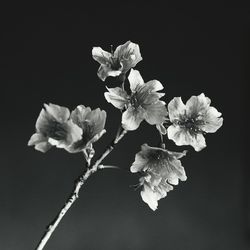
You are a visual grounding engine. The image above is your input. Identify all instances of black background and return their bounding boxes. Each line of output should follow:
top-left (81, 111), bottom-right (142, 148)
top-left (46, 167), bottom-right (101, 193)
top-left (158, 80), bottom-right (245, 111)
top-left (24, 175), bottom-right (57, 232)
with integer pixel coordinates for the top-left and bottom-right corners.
top-left (0, 4), bottom-right (249, 250)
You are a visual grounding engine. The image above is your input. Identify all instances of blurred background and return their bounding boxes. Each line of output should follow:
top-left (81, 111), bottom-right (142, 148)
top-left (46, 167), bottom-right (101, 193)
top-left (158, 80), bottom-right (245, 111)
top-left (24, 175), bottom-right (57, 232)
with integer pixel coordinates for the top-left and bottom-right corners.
top-left (0, 4), bottom-right (249, 250)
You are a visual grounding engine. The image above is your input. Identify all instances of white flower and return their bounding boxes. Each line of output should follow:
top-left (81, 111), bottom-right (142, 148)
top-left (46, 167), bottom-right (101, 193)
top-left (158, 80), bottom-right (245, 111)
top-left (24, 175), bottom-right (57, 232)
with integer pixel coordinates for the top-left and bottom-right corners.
top-left (167, 93), bottom-right (223, 151)
top-left (131, 144), bottom-right (187, 211)
top-left (104, 69), bottom-right (168, 130)
top-left (67, 105), bottom-right (107, 153)
top-left (28, 104), bottom-right (82, 153)
top-left (92, 41), bottom-right (142, 81)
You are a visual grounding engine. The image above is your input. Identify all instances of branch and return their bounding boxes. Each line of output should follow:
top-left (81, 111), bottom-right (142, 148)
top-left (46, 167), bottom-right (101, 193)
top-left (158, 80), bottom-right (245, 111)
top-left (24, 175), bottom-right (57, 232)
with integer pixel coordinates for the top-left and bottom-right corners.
top-left (35, 128), bottom-right (127, 250)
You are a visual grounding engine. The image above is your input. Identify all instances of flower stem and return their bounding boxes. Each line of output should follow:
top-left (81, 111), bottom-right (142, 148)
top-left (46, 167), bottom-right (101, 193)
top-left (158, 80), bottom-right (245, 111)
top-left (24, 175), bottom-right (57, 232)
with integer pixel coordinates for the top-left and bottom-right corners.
top-left (35, 128), bottom-right (127, 250)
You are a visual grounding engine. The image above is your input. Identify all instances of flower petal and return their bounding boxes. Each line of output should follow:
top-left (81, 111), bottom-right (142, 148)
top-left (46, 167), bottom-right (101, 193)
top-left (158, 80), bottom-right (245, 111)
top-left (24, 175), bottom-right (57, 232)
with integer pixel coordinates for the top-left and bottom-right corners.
top-left (71, 105), bottom-right (91, 127)
top-left (35, 141), bottom-right (52, 153)
top-left (167, 97), bottom-right (186, 122)
top-left (44, 103), bottom-right (70, 122)
top-left (67, 119), bottom-right (83, 144)
top-left (166, 157), bottom-right (187, 185)
top-left (167, 125), bottom-right (206, 151)
top-left (97, 65), bottom-right (121, 81)
top-left (104, 87), bottom-right (129, 109)
top-left (202, 107), bottom-right (223, 133)
top-left (186, 93), bottom-right (211, 117)
top-left (144, 80), bottom-right (164, 92)
top-left (140, 183), bottom-right (162, 211)
top-left (144, 101), bottom-right (168, 125)
top-left (114, 41), bottom-right (142, 72)
top-left (128, 69), bottom-right (144, 92)
top-left (28, 133), bottom-right (46, 146)
top-left (92, 47), bottom-right (112, 65)
top-left (130, 148), bottom-right (150, 173)
top-left (122, 106), bottom-right (144, 131)
top-left (35, 109), bottom-right (51, 132)
top-left (86, 108), bottom-right (107, 135)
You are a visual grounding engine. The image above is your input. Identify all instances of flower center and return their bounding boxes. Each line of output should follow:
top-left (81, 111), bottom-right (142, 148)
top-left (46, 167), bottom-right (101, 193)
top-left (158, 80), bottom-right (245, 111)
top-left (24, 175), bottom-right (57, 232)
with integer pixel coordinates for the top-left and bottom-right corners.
top-left (130, 93), bottom-right (140, 108)
top-left (176, 117), bottom-right (205, 134)
top-left (46, 121), bottom-right (68, 140)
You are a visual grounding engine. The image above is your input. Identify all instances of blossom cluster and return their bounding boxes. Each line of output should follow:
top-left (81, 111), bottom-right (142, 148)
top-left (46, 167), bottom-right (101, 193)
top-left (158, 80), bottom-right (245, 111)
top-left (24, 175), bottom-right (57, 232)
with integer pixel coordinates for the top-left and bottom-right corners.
top-left (29, 41), bottom-right (223, 211)
top-left (28, 104), bottom-right (106, 160)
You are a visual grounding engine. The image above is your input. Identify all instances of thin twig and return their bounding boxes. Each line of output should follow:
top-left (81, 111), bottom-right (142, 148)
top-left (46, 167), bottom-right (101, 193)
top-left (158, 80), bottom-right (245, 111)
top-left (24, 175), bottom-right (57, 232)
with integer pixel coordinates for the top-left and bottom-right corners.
top-left (35, 128), bottom-right (127, 250)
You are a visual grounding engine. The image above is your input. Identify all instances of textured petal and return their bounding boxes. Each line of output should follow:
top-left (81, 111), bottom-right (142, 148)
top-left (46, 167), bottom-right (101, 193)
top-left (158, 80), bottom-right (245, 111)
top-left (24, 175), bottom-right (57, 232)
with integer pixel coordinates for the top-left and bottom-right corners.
top-left (166, 158), bottom-right (187, 185)
top-left (128, 69), bottom-right (144, 92)
top-left (97, 65), bottom-right (121, 81)
top-left (28, 133), bottom-right (46, 146)
top-left (130, 150), bottom-right (149, 173)
top-left (104, 87), bottom-right (129, 109)
top-left (144, 80), bottom-right (164, 92)
top-left (92, 47), bottom-right (112, 65)
top-left (140, 183), bottom-right (161, 211)
top-left (44, 103), bottom-right (70, 122)
top-left (28, 133), bottom-right (52, 153)
top-left (167, 125), bottom-right (206, 151)
top-left (167, 125), bottom-right (192, 146)
top-left (70, 106), bottom-right (106, 152)
top-left (114, 41), bottom-right (142, 71)
top-left (167, 97), bottom-right (186, 122)
top-left (186, 93), bottom-right (211, 117)
top-left (202, 107), bottom-right (223, 133)
top-left (71, 105), bottom-right (91, 127)
top-left (122, 106), bottom-right (144, 131)
top-left (190, 133), bottom-right (206, 152)
top-left (144, 101), bottom-right (168, 125)
top-left (34, 141), bottom-right (52, 153)
top-left (86, 108), bottom-right (107, 135)
top-left (66, 119), bottom-right (83, 144)
top-left (35, 108), bottom-right (51, 132)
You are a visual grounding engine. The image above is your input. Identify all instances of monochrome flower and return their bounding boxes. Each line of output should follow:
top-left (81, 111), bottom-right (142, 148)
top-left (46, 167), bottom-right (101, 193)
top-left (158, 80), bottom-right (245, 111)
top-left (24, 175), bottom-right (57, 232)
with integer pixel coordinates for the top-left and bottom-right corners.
top-left (131, 144), bottom-right (187, 211)
top-left (67, 105), bottom-right (107, 153)
top-left (167, 93), bottom-right (223, 151)
top-left (92, 41), bottom-right (142, 81)
top-left (104, 69), bottom-right (168, 130)
top-left (28, 104), bottom-right (82, 153)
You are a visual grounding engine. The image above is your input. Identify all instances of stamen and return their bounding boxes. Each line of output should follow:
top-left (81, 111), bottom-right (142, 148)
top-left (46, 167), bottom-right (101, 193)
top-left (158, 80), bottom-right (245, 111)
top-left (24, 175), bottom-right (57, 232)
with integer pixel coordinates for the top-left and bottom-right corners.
top-left (110, 44), bottom-right (114, 55)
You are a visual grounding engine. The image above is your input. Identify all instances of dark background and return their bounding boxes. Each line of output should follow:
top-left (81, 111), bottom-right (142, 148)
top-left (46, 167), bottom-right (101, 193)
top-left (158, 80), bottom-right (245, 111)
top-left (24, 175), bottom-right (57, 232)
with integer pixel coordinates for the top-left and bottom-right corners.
top-left (0, 4), bottom-right (249, 250)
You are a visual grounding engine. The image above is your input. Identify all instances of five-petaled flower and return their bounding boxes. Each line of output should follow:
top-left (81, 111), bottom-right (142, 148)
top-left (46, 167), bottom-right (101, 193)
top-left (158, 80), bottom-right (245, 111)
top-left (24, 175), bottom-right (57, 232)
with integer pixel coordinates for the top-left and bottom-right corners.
top-left (67, 105), bottom-right (107, 153)
top-left (131, 144), bottom-right (187, 211)
top-left (167, 93), bottom-right (223, 151)
top-left (104, 69), bottom-right (168, 130)
top-left (92, 41), bottom-right (142, 81)
top-left (28, 103), bottom-right (82, 153)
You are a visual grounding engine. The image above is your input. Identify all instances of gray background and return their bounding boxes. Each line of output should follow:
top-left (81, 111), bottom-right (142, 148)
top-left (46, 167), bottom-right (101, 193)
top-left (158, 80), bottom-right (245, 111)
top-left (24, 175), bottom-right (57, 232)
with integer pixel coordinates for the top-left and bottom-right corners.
top-left (1, 4), bottom-right (249, 250)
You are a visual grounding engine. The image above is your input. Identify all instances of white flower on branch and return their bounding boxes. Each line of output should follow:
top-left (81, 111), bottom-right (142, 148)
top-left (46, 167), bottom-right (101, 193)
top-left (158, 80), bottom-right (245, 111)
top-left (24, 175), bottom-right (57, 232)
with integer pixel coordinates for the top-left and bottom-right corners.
top-left (67, 105), bottom-right (107, 153)
top-left (167, 93), bottom-right (223, 151)
top-left (104, 69), bottom-right (168, 130)
top-left (28, 103), bottom-right (82, 153)
top-left (92, 41), bottom-right (142, 81)
top-left (28, 104), bottom-right (107, 155)
top-left (131, 144), bottom-right (187, 211)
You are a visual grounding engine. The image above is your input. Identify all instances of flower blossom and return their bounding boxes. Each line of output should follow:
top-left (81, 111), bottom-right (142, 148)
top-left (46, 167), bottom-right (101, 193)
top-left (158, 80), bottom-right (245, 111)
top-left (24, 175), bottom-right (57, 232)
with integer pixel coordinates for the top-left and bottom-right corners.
top-left (131, 144), bottom-right (187, 211)
top-left (28, 103), bottom-right (82, 153)
top-left (92, 41), bottom-right (142, 81)
top-left (104, 69), bottom-right (168, 130)
top-left (28, 104), bottom-right (107, 155)
top-left (167, 93), bottom-right (223, 151)
top-left (67, 105), bottom-right (107, 153)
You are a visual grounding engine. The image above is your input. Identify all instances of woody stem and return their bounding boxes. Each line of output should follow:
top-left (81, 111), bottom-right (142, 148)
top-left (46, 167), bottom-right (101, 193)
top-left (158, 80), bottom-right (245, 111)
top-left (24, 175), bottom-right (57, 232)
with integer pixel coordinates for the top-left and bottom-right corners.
top-left (35, 127), bottom-right (128, 250)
